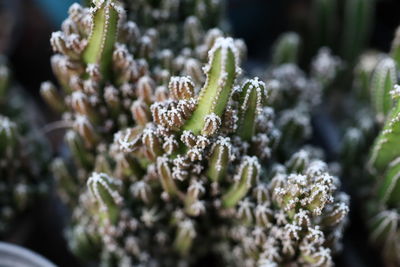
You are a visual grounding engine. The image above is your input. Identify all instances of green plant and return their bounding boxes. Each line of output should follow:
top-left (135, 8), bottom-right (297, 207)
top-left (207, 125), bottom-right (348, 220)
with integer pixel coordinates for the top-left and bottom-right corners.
top-left (44, 1), bottom-right (349, 266)
top-left (338, 22), bottom-right (400, 266)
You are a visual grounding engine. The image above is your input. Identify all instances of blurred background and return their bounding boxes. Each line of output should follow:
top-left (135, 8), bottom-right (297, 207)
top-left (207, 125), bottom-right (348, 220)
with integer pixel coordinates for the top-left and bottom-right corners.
top-left (3, 0), bottom-right (400, 102)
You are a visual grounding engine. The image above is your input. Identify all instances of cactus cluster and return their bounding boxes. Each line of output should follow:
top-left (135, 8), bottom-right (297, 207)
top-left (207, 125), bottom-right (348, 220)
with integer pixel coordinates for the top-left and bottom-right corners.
top-left (307, 0), bottom-right (375, 67)
top-left (124, 0), bottom-right (223, 47)
top-left (41, 0), bottom-right (349, 266)
top-left (0, 57), bottom-right (48, 237)
top-left (337, 19), bottom-right (400, 267)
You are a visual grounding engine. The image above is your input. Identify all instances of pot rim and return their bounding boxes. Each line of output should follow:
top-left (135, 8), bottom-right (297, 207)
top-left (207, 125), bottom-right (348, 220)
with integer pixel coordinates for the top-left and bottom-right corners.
top-left (0, 242), bottom-right (56, 267)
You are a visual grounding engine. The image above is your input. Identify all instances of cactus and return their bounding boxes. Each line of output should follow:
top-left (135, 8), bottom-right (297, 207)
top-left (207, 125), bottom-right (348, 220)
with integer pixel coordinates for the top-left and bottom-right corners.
top-left (310, 0), bottom-right (337, 53)
top-left (43, 1), bottom-right (349, 266)
top-left (340, 0), bottom-right (375, 65)
top-left (0, 58), bottom-right (49, 237)
top-left (271, 32), bottom-right (301, 66)
top-left (336, 21), bottom-right (400, 266)
top-left (370, 58), bottom-right (398, 123)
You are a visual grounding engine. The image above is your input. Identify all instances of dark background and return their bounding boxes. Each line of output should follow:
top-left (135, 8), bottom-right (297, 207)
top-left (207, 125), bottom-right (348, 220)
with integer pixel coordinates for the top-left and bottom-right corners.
top-left (3, 0), bottom-right (400, 101)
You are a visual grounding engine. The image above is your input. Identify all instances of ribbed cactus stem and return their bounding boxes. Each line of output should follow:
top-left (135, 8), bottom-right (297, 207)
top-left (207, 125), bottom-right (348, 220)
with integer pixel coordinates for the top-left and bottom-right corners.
top-left (377, 158), bottom-right (400, 206)
top-left (272, 32), bottom-right (301, 65)
top-left (369, 210), bottom-right (399, 245)
top-left (83, 0), bottom-right (122, 80)
top-left (370, 58), bottom-right (397, 121)
top-left (87, 172), bottom-right (122, 224)
top-left (341, 0), bottom-right (375, 64)
top-left (207, 137), bottom-right (233, 182)
top-left (369, 85), bottom-right (400, 172)
top-left (183, 37), bottom-right (240, 136)
top-left (52, 158), bottom-right (78, 201)
top-left (236, 78), bottom-right (266, 141)
top-left (222, 156), bottom-right (260, 208)
top-left (40, 81), bottom-right (66, 112)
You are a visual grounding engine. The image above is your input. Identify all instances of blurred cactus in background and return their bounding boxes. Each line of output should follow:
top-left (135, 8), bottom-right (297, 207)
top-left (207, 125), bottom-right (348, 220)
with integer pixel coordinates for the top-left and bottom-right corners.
top-left (0, 57), bottom-right (49, 238)
top-left (42, 0), bottom-right (349, 266)
top-left (303, 0), bottom-right (375, 70)
top-left (336, 17), bottom-right (400, 266)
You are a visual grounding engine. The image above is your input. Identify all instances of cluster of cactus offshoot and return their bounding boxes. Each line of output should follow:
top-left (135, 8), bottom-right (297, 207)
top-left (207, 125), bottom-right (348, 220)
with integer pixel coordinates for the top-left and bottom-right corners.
top-left (0, 58), bottom-right (48, 237)
top-left (338, 20), bottom-right (400, 266)
top-left (360, 28), bottom-right (400, 266)
top-left (42, 0), bottom-right (349, 266)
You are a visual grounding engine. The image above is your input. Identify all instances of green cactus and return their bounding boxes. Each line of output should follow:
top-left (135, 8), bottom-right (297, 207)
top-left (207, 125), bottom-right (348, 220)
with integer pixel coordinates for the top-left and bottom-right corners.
top-left (182, 37), bottom-right (240, 135)
top-left (341, 0), bottom-right (375, 65)
top-left (43, 1), bottom-right (349, 266)
top-left (370, 57), bottom-right (397, 122)
top-left (310, 0), bottom-right (337, 52)
top-left (271, 32), bottom-right (301, 66)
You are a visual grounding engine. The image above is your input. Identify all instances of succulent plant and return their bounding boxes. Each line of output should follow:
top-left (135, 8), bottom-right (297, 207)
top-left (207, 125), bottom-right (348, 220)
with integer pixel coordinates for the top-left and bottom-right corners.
top-left (336, 21), bottom-right (400, 266)
top-left (43, 1), bottom-right (349, 266)
top-left (367, 83), bottom-right (400, 266)
top-left (302, 0), bottom-right (375, 69)
top-left (42, 0), bottom-right (235, 207)
top-left (0, 57), bottom-right (49, 237)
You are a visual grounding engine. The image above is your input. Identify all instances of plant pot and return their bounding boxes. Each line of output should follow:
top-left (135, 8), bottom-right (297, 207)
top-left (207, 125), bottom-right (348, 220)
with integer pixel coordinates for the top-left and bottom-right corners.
top-left (0, 241), bottom-right (55, 267)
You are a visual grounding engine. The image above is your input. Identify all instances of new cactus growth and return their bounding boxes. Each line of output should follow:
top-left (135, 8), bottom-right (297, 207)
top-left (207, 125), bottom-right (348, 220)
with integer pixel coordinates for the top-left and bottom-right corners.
top-left (271, 32), bottom-right (301, 66)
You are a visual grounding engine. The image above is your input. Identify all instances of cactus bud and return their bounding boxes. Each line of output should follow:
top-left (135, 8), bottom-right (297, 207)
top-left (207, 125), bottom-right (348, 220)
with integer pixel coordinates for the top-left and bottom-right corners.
top-left (40, 81), bottom-right (66, 112)
top-left (184, 58), bottom-right (204, 84)
top-left (73, 115), bottom-right (99, 147)
top-left (222, 156), bottom-right (261, 208)
top-left (131, 181), bottom-right (153, 204)
top-left (169, 76), bottom-right (195, 100)
top-left (272, 32), bottom-right (301, 65)
top-left (116, 126), bottom-right (143, 153)
top-left (51, 158), bottom-right (78, 202)
top-left (87, 172), bottom-right (122, 224)
top-left (130, 100), bottom-right (151, 125)
top-left (157, 157), bottom-right (180, 198)
top-left (207, 137), bottom-right (234, 182)
top-left (286, 149), bottom-right (310, 174)
top-left (174, 219), bottom-right (196, 256)
top-left (321, 203), bottom-right (349, 227)
top-left (142, 127), bottom-right (163, 160)
top-left (184, 16), bottom-right (203, 48)
top-left (137, 76), bottom-right (155, 104)
top-left (236, 78), bottom-right (266, 141)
